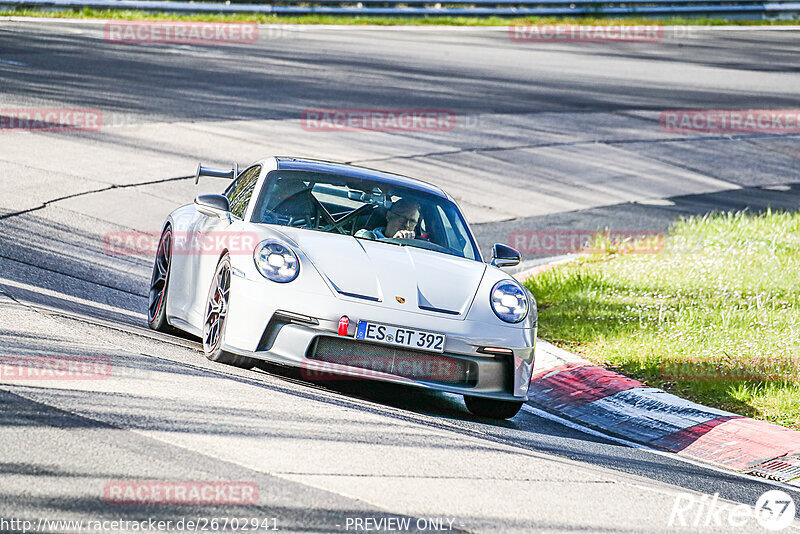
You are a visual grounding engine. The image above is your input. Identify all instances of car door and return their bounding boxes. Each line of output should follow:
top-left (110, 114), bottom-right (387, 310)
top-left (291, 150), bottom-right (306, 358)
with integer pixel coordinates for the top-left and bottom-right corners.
top-left (183, 165), bottom-right (262, 329)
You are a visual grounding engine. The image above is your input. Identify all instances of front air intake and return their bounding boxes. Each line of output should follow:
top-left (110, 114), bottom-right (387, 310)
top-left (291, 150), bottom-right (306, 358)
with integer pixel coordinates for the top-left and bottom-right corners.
top-left (307, 336), bottom-right (475, 386)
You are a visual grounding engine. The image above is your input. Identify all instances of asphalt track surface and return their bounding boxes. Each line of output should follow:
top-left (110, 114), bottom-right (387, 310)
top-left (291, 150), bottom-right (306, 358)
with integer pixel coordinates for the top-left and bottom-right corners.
top-left (1, 20), bottom-right (799, 533)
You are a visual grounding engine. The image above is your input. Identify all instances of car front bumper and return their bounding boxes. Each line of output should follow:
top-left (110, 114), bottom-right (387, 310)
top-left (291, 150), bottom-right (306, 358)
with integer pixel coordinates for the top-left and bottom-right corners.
top-left (223, 276), bottom-right (536, 401)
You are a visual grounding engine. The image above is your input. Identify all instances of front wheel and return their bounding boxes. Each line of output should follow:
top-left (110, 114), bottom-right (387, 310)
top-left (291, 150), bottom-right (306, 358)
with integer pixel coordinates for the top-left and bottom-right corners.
top-left (202, 254), bottom-right (257, 369)
top-left (464, 395), bottom-right (523, 419)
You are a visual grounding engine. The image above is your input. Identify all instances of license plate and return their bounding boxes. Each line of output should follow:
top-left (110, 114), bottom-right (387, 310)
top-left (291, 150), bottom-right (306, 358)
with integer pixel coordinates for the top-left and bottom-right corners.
top-left (355, 321), bottom-right (446, 353)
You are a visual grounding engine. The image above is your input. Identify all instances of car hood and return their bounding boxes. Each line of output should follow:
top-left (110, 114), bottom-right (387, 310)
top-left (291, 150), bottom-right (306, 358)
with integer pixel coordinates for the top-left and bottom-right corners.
top-left (275, 228), bottom-right (487, 318)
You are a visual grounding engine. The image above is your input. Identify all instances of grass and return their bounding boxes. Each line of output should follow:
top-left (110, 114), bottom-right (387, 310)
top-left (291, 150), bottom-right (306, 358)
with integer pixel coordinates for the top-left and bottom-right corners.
top-left (0, 8), bottom-right (798, 25)
top-left (524, 210), bottom-right (800, 430)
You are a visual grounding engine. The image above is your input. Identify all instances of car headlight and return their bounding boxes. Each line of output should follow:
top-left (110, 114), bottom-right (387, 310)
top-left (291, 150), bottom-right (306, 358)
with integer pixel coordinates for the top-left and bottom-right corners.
top-left (490, 280), bottom-right (528, 323)
top-left (254, 239), bottom-right (299, 283)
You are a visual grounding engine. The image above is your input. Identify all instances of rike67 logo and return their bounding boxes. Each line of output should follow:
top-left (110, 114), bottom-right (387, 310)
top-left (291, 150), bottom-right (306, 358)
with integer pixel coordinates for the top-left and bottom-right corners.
top-left (669, 490), bottom-right (796, 531)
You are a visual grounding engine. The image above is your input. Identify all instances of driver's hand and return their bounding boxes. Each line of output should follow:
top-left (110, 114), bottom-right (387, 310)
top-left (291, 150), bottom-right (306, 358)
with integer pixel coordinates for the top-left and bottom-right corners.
top-left (392, 229), bottom-right (415, 239)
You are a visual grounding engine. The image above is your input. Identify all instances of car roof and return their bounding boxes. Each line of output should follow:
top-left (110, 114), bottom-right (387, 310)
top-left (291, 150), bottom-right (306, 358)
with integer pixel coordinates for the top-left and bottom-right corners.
top-left (274, 157), bottom-right (447, 199)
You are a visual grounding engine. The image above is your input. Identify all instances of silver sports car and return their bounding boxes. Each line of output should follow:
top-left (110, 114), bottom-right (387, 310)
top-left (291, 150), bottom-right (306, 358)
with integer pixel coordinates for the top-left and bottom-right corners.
top-left (148, 157), bottom-right (536, 419)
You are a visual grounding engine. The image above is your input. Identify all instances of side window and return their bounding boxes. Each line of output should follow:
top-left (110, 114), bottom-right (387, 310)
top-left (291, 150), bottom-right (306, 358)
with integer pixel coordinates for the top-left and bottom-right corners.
top-left (225, 166), bottom-right (260, 219)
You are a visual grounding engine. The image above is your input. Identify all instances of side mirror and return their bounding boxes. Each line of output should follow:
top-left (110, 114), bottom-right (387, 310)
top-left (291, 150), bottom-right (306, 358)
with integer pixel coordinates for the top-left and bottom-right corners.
top-left (491, 243), bottom-right (521, 268)
top-left (194, 194), bottom-right (230, 218)
top-left (195, 162), bottom-right (238, 184)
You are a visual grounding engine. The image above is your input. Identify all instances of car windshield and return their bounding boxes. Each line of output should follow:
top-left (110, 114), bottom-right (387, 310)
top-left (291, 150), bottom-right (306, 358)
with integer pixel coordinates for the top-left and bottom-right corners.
top-left (250, 170), bottom-right (480, 261)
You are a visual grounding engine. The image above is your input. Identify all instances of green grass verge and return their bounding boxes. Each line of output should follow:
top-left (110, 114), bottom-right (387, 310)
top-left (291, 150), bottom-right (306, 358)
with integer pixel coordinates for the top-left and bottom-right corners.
top-left (0, 8), bottom-right (798, 25)
top-left (525, 210), bottom-right (800, 430)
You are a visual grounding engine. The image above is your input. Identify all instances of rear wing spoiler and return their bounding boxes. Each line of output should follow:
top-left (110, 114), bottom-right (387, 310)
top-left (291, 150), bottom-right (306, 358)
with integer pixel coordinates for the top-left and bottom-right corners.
top-left (195, 163), bottom-right (238, 184)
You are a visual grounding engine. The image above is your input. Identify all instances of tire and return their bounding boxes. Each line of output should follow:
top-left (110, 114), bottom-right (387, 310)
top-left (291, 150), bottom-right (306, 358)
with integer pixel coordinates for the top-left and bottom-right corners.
top-left (148, 227), bottom-right (178, 333)
top-left (464, 395), bottom-right (523, 420)
top-left (202, 254), bottom-right (257, 369)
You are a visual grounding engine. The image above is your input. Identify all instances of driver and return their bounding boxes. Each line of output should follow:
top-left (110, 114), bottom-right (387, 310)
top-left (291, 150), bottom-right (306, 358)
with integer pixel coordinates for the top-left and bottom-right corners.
top-left (356, 199), bottom-right (420, 240)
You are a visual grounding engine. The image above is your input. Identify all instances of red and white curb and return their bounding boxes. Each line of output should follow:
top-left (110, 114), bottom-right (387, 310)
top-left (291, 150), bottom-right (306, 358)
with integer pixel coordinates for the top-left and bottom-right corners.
top-left (518, 267), bottom-right (800, 487)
